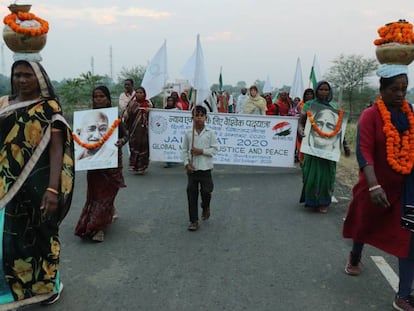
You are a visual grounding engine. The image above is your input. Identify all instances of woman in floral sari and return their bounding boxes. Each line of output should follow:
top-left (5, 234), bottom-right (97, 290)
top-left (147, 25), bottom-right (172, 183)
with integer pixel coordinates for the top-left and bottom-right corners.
top-left (124, 86), bottom-right (152, 174)
top-left (0, 60), bottom-right (74, 309)
top-left (75, 86), bottom-right (127, 242)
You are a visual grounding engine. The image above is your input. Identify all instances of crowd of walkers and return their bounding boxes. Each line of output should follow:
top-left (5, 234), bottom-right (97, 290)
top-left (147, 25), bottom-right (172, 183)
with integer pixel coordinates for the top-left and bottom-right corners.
top-left (1, 60), bottom-right (414, 310)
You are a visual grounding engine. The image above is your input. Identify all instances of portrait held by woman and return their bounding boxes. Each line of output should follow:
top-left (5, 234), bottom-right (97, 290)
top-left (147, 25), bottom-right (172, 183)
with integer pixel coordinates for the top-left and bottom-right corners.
top-left (343, 64), bottom-right (414, 310)
top-left (298, 81), bottom-right (350, 213)
top-left (75, 86), bottom-right (128, 242)
top-left (124, 86), bottom-right (152, 174)
top-left (0, 61), bottom-right (74, 308)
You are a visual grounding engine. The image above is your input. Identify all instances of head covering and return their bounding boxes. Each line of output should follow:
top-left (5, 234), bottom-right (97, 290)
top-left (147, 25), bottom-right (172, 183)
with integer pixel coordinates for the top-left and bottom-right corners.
top-left (314, 80), bottom-right (333, 104)
top-left (93, 85), bottom-right (112, 107)
top-left (135, 86), bottom-right (147, 103)
top-left (377, 64), bottom-right (408, 78)
top-left (11, 60), bottom-right (56, 100)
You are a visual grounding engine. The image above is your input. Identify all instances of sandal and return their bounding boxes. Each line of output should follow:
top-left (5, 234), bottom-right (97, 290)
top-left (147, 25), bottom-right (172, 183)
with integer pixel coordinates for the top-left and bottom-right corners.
top-left (92, 230), bottom-right (105, 242)
top-left (188, 222), bottom-right (199, 231)
top-left (318, 206), bottom-right (328, 213)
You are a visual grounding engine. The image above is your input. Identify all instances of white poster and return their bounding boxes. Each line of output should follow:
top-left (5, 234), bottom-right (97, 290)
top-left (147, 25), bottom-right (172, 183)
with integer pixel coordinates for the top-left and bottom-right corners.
top-left (300, 103), bottom-right (349, 162)
top-left (73, 107), bottom-right (119, 171)
top-left (149, 109), bottom-right (298, 168)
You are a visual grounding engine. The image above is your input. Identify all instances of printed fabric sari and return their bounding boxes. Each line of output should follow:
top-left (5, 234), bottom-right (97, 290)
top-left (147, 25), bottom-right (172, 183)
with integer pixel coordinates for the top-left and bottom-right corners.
top-left (75, 123), bottom-right (127, 238)
top-left (124, 96), bottom-right (152, 174)
top-left (0, 61), bottom-right (75, 309)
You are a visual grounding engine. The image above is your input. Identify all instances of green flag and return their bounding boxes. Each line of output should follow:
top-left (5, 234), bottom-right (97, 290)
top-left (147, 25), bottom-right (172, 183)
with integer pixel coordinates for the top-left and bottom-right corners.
top-left (309, 55), bottom-right (320, 89)
top-left (309, 66), bottom-right (317, 89)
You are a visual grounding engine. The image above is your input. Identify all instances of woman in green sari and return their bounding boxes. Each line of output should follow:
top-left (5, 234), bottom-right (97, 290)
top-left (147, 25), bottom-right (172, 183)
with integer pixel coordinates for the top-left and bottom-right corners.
top-left (0, 60), bottom-right (74, 309)
top-left (297, 81), bottom-right (350, 213)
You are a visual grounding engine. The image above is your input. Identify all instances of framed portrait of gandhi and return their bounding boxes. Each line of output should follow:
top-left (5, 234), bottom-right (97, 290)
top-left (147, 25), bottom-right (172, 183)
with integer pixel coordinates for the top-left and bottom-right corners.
top-left (73, 107), bottom-right (119, 171)
top-left (300, 102), bottom-right (349, 162)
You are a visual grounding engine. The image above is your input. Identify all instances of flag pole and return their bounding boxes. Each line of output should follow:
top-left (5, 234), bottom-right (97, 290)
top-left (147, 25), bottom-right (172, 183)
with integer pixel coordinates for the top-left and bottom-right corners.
top-left (190, 89), bottom-right (198, 165)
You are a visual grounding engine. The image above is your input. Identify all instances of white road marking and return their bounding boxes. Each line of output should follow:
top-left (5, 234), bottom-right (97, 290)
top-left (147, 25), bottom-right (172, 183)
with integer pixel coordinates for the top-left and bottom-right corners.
top-left (371, 256), bottom-right (398, 292)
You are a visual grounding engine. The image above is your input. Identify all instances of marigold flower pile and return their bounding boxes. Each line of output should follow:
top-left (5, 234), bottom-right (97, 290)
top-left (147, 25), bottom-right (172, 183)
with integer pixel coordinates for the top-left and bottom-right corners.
top-left (3, 11), bottom-right (49, 36)
top-left (73, 119), bottom-right (121, 150)
top-left (374, 19), bottom-right (414, 45)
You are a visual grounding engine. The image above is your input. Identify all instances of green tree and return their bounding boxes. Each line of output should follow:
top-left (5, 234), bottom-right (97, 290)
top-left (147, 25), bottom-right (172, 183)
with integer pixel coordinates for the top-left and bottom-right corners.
top-left (117, 65), bottom-right (146, 87)
top-left (325, 54), bottom-right (378, 115)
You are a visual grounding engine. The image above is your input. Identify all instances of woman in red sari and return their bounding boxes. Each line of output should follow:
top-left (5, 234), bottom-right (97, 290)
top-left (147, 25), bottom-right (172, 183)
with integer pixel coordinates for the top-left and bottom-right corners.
top-left (124, 86), bottom-right (152, 174)
top-left (343, 65), bottom-right (414, 310)
top-left (75, 86), bottom-right (127, 242)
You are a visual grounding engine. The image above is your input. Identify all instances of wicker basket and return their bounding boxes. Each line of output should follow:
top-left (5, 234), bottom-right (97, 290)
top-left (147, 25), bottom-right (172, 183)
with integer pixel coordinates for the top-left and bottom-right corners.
top-left (376, 43), bottom-right (414, 65)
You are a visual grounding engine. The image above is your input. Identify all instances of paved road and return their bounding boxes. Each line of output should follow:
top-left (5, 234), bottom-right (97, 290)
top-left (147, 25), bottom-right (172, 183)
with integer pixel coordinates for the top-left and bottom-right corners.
top-left (27, 153), bottom-right (398, 311)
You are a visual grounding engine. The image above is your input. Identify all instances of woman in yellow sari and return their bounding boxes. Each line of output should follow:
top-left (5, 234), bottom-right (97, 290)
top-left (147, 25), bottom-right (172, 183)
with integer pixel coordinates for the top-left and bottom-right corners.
top-left (0, 60), bottom-right (74, 309)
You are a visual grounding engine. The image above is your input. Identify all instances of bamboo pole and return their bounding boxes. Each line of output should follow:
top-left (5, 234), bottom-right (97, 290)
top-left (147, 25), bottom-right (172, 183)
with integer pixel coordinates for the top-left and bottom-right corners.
top-left (190, 89), bottom-right (197, 165)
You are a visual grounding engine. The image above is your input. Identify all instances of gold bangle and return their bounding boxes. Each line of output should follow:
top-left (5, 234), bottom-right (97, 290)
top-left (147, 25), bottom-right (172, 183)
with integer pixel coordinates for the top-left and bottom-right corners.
top-left (46, 187), bottom-right (59, 195)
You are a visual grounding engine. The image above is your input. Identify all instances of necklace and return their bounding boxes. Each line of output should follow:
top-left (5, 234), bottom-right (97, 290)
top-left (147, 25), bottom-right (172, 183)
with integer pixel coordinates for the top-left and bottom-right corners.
top-left (306, 108), bottom-right (344, 138)
top-left (73, 118), bottom-right (121, 150)
top-left (377, 96), bottom-right (414, 174)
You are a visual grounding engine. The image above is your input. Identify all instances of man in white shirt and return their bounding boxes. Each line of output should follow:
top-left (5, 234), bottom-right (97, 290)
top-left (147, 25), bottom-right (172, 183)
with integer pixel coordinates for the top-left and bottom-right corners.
top-left (236, 87), bottom-right (248, 114)
top-left (118, 79), bottom-right (135, 114)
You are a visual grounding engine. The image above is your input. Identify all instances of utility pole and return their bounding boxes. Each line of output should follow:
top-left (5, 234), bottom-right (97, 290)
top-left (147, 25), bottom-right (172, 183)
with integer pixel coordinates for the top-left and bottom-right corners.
top-left (1, 43), bottom-right (5, 76)
top-left (91, 56), bottom-right (94, 75)
top-left (109, 45), bottom-right (113, 81)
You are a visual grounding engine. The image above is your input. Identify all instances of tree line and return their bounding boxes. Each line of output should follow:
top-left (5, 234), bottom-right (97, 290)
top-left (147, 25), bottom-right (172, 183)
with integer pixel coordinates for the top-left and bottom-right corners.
top-left (1, 54), bottom-right (413, 122)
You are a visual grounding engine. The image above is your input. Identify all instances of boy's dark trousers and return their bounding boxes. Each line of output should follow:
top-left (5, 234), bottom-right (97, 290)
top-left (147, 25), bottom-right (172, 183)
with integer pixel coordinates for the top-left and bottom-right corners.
top-left (186, 170), bottom-right (213, 222)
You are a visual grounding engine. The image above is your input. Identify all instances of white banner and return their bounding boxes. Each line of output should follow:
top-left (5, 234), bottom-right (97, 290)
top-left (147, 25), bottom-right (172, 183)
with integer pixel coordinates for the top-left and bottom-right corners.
top-left (149, 109), bottom-right (298, 167)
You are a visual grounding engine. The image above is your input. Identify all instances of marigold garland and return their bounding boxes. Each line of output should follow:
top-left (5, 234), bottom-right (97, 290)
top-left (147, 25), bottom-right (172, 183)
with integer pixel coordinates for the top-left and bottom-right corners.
top-left (377, 96), bottom-right (414, 174)
top-left (306, 108), bottom-right (344, 138)
top-left (374, 19), bottom-right (414, 45)
top-left (3, 11), bottom-right (49, 36)
top-left (72, 118), bottom-right (121, 150)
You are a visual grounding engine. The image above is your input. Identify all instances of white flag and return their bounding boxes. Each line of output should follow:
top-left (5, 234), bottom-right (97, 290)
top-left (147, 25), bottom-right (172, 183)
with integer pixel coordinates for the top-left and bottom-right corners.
top-left (181, 34), bottom-right (209, 105)
top-left (262, 75), bottom-right (273, 94)
top-left (141, 40), bottom-right (168, 99)
top-left (290, 58), bottom-right (304, 99)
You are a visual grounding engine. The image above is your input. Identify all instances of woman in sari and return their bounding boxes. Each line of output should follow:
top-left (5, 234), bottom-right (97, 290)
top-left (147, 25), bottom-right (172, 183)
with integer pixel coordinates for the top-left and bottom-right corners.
top-left (0, 60), bottom-right (74, 309)
top-left (75, 86), bottom-right (127, 242)
top-left (297, 81), bottom-right (350, 213)
top-left (124, 86), bottom-right (152, 174)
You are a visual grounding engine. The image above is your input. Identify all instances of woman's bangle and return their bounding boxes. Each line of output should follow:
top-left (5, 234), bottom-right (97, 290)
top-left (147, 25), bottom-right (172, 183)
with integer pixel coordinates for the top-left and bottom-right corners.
top-left (46, 187), bottom-right (59, 195)
top-left (368, 185), bottom-right (381, 192)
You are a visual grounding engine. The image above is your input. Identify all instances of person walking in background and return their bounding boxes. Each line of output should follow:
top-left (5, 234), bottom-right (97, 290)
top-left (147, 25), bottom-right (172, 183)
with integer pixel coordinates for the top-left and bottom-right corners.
top-left (182, 106), bottom-right (218, 231)
top-left (299, 88), bottom-right (315, 113)
top-left (296, 88), bottom-right (315, 164)
top-left (75, 86), bottom-right (128, 242)
top-left (124, 86), bottom-right (152, 175)
top-left (265, 93), bottom-right (278, 115)
top-left (119, 78), bottom-right (135, 115)
top-left (242, 85), bottom-right (267, 115)
top-left (176, 92), bottom-right (190, 110)
top-left (343, 65), bottom-right (414, 311)
top-left (236, 87), bottom-right (248, 114)
top-left (164, 96), bottom-right (179, 168)
top-left (297, 81), bottom-right (351, 213)
top-left (275, 91), bottom-right (291, 116)
top-left (0, 60), bottom-right (74, 308)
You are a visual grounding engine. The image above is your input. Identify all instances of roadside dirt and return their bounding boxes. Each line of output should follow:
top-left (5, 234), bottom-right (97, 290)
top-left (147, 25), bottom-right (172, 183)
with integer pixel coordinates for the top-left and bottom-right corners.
top-left (334, 153), bottom-right (359, 204)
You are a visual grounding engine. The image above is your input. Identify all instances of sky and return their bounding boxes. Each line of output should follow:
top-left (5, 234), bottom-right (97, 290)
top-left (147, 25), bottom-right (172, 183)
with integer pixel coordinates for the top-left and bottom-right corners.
top-left (1, 0), bottom-right (414, 90)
